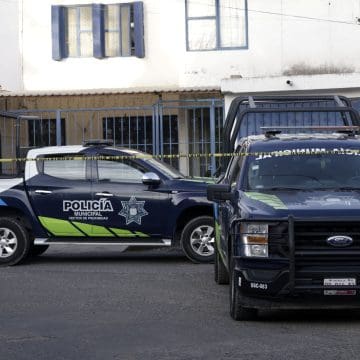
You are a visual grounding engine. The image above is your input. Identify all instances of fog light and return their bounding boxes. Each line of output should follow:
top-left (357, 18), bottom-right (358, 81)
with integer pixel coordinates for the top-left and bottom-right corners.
top-left (244, 244), bottom-right (268, 257)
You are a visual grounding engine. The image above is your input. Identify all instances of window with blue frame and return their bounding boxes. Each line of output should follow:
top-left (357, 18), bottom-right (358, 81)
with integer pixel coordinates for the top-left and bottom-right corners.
top-left (185, 0), bottom-right (248, 51)
top-left (51, 2), bottom-right (144, 60)
top-left (66, 5), bottom-right (93, 57)
top-left (105, 4), bottom-right (134, 57)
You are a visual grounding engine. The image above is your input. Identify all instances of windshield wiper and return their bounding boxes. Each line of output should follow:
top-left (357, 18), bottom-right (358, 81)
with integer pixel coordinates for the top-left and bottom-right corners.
top-left (333, 187), bottom-right (360, 191)
top-left (258, 187), bottom-right (304, 191)
top-left (260, 174), bottom-right (324, 184)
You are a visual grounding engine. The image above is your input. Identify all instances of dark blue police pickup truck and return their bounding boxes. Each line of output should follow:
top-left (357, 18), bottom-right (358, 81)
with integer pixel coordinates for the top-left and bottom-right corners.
top-left (207, 95), bottom-right (360, 320)
top-left (0, 141), bottom-right (214, 265)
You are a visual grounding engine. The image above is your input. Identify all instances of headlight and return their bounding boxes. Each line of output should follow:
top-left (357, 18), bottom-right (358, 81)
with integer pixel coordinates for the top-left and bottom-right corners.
top-left (241, 223), bottom-right (268, 258)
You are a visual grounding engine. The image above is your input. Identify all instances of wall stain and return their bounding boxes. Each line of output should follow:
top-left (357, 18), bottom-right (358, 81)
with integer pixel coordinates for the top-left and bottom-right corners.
top-left (283, 63), bottom-right (355, 76)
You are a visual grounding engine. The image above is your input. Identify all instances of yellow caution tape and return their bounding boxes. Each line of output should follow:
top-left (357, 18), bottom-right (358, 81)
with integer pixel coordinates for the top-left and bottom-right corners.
top-left (1, 149), bottom-right (360, 163)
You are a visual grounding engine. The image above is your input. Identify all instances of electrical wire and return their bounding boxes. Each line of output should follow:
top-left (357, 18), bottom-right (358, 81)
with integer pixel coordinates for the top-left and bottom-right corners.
top-left (0, 0), bottom-right (357, 26)
top-left (184, 0), bottom-right (360, 26)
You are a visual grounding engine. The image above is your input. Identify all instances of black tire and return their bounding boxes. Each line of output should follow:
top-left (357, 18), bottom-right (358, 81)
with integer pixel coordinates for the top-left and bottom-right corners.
top-left (214, 246), bottom-right (229, 284)
top-left (230, 259), bottom-right (258, 321)
top-left (0, 217), bottom-right (31, 266)
top-left (30, 244), bottom-right (49, 257)
top-left (180, 216), bottom-right (215, 263)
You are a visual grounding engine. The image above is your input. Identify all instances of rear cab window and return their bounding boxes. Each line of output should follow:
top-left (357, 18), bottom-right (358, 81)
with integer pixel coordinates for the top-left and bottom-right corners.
top-left (37, 154), bottom-right (88, 181)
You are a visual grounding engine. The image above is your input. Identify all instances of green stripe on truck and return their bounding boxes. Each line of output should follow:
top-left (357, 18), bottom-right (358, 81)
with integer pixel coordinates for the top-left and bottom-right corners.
top-left (38, 216), bottom-right (84, 237)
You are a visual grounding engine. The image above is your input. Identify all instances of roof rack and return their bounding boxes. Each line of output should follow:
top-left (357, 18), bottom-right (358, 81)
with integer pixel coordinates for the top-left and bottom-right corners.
top-left (223, 95), bottom-right (360, 154)
top-left (262, 125), bottom-right (360, 132)
top-left (83, 139), bottom-right (114, 147)
top-left (263, 126), bottom-right (360, 139)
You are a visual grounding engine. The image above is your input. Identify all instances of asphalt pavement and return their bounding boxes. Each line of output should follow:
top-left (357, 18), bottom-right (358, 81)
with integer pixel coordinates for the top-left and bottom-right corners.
top-left (1, 246), bottom-right (360, 360)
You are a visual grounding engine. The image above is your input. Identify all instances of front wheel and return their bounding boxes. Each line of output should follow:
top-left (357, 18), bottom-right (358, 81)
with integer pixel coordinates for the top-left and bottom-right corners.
top-left (215, 247), bottom-right (229, 284)
top-left (180, 216), bottom-right (215, 263)
top-left (0, 217), bottom-right (31, 266)
top-left (230, 260), bottom-right (258, 321)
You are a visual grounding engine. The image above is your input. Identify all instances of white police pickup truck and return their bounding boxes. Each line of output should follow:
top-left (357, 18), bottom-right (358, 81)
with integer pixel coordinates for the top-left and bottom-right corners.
top-left (0, 141), bottom-right (214, 265)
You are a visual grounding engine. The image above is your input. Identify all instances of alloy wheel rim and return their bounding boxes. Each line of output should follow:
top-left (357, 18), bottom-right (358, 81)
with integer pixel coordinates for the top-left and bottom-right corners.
top-left (0, 228), bottom-right (18, 258)
top-left (189, 225), bottom-right (215, 257)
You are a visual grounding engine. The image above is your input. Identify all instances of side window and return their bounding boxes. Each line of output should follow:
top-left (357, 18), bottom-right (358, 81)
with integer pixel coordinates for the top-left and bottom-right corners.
top-left (97, 160), bottom-right (145, 183)
top-left (40, 155), bottom-right (86, 180)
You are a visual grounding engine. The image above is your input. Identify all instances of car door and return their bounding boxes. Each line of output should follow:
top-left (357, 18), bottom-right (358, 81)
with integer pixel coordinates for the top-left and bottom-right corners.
top-left (26, 152), bottom-right (93, 238)
top-left (91, 151), bottom-right (171, 239)
top-left (218, 146), bottom-right (245, 259)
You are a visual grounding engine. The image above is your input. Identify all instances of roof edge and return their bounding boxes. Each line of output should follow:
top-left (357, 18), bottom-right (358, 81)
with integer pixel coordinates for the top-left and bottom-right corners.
top-left (0, 86), bottom-right (221, 97)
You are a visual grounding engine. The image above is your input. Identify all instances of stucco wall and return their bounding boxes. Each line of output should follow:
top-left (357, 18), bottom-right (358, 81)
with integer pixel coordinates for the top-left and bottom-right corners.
top-left (20, 0), bottom-right (360, 91)
top-left (0, 0), bottom-right (22, 91)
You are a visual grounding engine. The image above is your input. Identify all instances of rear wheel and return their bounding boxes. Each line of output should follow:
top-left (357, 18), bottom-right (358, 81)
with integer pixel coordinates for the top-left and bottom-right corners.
top-left (181, 216), bottom-right (215, 263)
top-left (230, 259), bottom-right (258, 321)
top-left (214, 246), bottom-right (229, 284)
top-left (0, 217), bottom-right (31, 266)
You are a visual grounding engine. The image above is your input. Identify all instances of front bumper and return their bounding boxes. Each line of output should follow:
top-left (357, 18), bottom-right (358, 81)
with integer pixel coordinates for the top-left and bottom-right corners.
top-left (233, 216), bottom-right (360, 309)
top-left (234, 266), bottom-right (360, 310)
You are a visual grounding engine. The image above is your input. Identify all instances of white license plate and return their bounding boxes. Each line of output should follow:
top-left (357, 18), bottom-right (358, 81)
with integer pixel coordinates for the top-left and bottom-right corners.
top-left (324, 278), bottom-right (356, 286)
top-left (324, 290), bottom-right (357, 296)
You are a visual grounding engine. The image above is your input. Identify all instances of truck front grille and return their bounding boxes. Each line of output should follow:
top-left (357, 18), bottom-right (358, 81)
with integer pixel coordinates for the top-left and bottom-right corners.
top-left (268, 220), bottom-right (360, 294)
top-left (294, 221), bottom-right (360, 266)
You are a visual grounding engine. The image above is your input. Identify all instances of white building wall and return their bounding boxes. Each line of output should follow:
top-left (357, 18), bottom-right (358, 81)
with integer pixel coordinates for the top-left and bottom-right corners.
top-left (22, 0), bottom-right (184, 91)
top-left (0, 0), bottom-right (22, 91)
top-left (181, 0), bottom-right (360, 86)
top-left (20, 0), bottom-right (360, 91)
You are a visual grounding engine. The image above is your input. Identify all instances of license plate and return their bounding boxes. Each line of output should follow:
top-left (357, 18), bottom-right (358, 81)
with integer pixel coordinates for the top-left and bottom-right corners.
top-left (324, 290), bottom-right (357, 296)
top-left (324, 278), bottom-right (356, 286)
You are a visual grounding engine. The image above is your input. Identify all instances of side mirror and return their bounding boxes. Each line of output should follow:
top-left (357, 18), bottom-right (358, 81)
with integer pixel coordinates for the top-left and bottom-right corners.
top-left (142, 172), bottom-right (161, 186)
top-left (207, 184), bottom-right (232, 202)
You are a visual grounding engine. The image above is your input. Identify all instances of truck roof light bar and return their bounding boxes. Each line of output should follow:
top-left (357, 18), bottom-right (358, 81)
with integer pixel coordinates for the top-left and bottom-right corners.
top-left (261, 126), bottom-right (360, 132)
top-left (262, 126), bottom-right (360, 139)
top-left (264, 130), bottom-right (282, 138)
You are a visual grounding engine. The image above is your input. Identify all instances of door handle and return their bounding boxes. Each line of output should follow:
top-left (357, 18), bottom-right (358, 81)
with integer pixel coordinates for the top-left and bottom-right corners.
top-left (35, 190), bottom-right (52, 194)
top-left (95, 192), bottom-right (114, 197)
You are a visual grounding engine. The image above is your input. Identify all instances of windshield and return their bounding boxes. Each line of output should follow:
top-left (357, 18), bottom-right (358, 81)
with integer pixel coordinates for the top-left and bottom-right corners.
top-left (145, 158), bottom-right (185, 179)
top-left (245, 151), bottom-right (360, 190)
